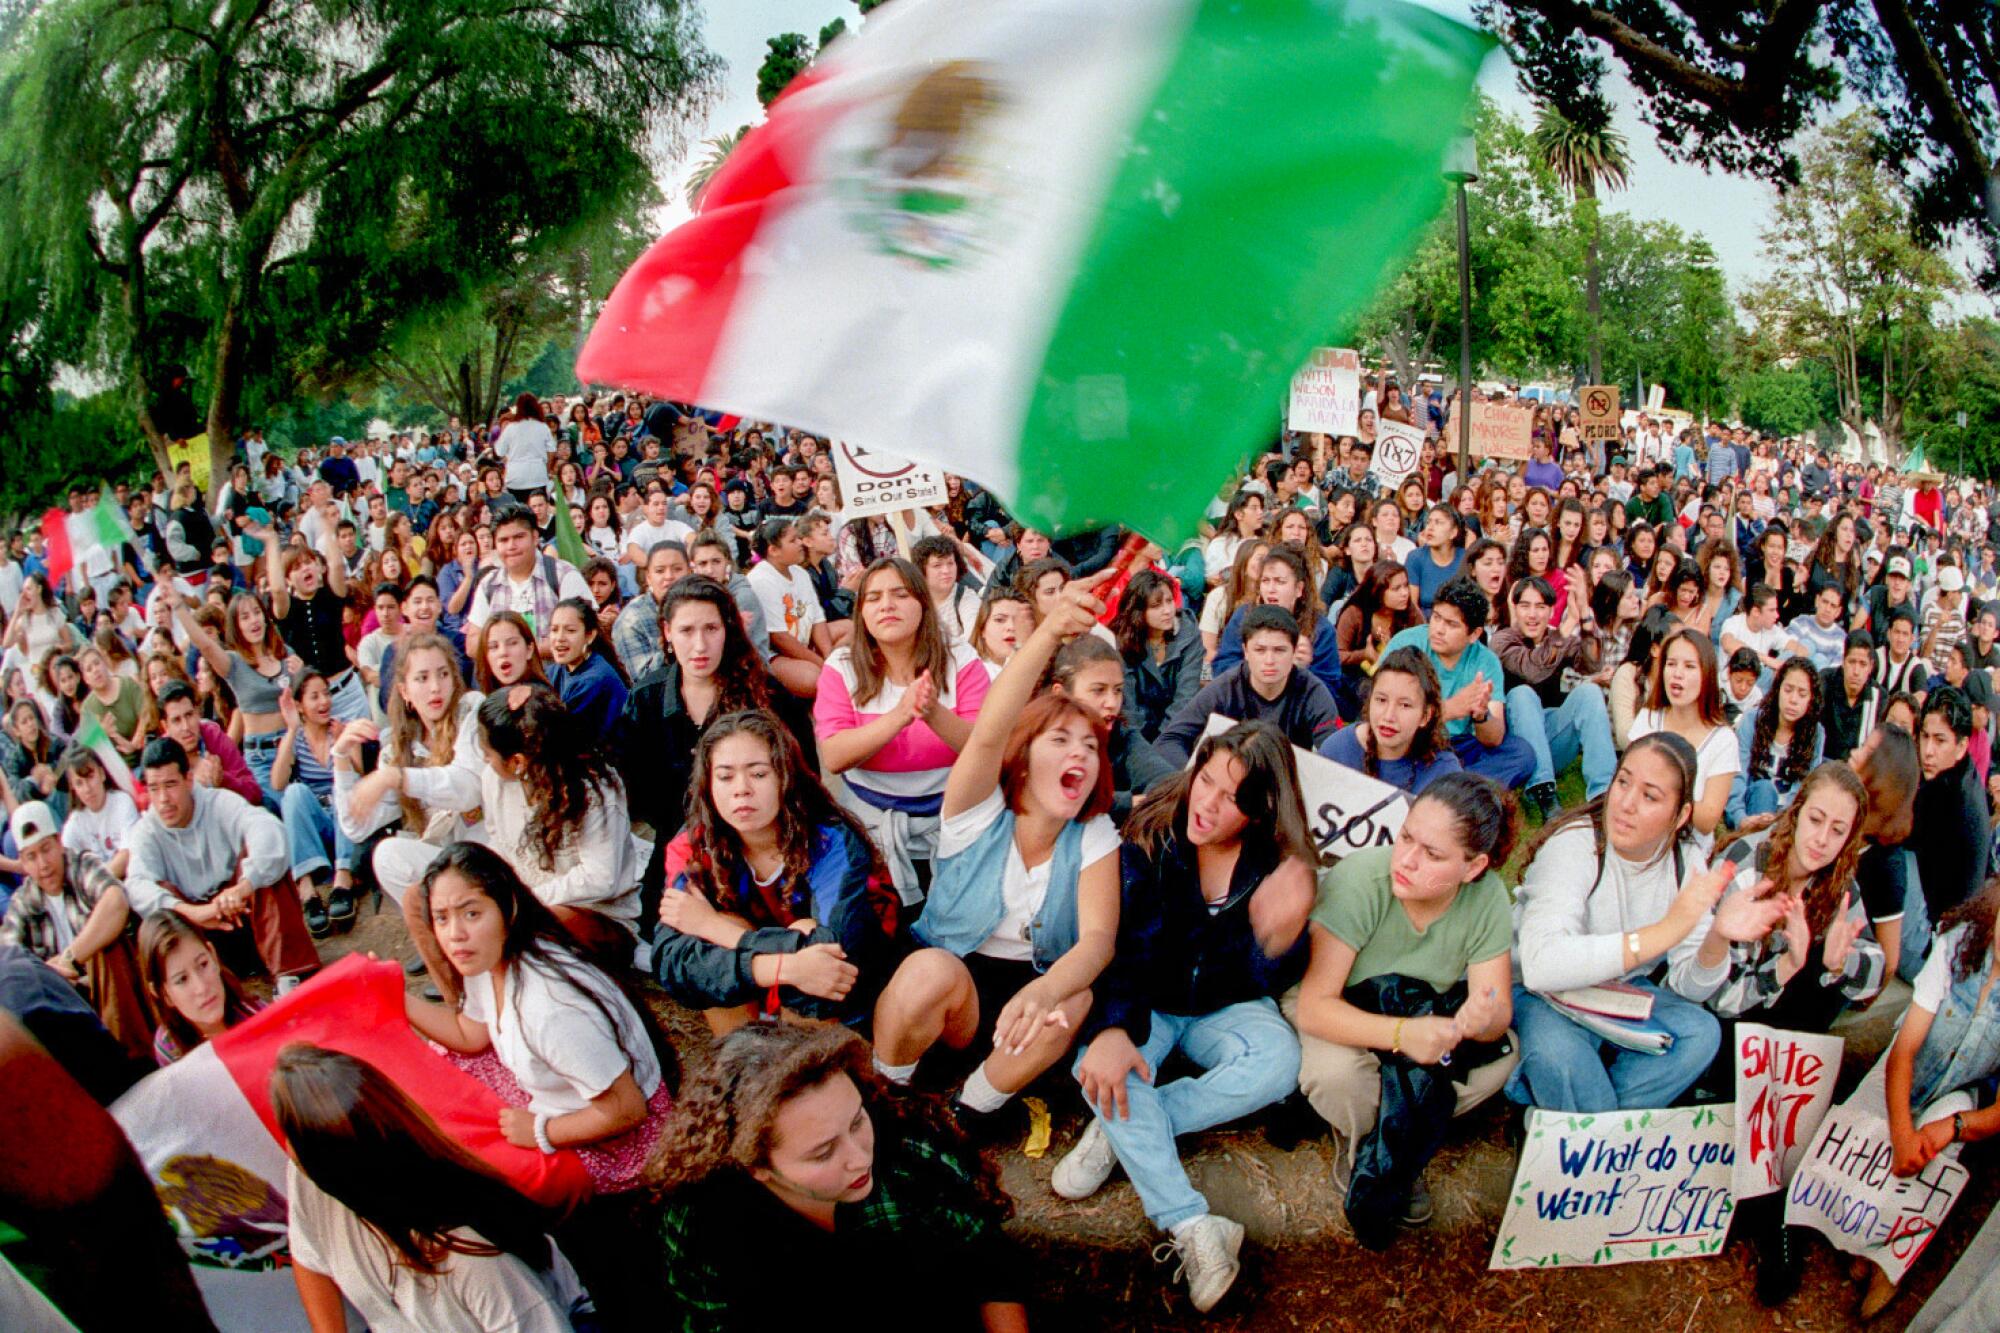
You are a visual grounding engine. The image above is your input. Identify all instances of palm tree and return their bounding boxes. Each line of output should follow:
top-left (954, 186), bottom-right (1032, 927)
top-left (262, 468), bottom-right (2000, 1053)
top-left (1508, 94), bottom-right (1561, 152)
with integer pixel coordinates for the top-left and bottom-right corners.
top-left (684, 126), bottom-right (751, 210)
top-left (1534, 103), bottom-right (1630, 386)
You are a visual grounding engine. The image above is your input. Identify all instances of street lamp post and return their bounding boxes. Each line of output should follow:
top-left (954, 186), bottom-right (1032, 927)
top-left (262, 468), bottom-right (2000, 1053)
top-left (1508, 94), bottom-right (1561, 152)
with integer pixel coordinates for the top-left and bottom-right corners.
top-left (1444, 135), bottom-right (1479, 484)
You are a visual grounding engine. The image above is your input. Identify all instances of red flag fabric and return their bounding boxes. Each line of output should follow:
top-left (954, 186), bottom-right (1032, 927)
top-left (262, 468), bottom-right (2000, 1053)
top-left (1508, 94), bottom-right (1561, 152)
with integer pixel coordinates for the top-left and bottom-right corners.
top-left (210, 953), bottom-right (593, 1210)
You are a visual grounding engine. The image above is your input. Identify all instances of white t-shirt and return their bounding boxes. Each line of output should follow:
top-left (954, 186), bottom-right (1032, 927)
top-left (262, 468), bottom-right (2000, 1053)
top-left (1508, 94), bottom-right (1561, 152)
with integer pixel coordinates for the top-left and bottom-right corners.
top-left (286, 1162), bottom-right (584, 1333)
top-left (624, 517), bottom-right (694, 558)
top-left (495, 420), bottom-right (556, 492)
top-left (1718, 614), bottom-right (1790, 661)
top-left (1911, 925), bottom-right (1967, 1016)
top-left (61, 792), bottom-right (139, 861)
top-left (746, 561), bottom-right (825, 642)
top-left (462, 951), bottom-right (661, 1117)
top-left (938, 788), bottom-right (1119, 962)
top-left (1626, 710), bottom-right (1740, 858)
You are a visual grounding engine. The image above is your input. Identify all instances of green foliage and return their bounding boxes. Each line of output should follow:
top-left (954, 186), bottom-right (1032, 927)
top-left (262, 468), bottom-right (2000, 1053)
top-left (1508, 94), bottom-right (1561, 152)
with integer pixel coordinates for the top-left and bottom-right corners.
top-left (1741, 110), bottom-right (1960, 450)
top-left (819, 17), bottom-right (848, 50)
top-left (685, 126), bottom-right (753, 210)
top-left (1, 390), bottom-right (153, 518)
top-left (1735, 365), bottom-right (1838, 439)
top-left (855, 0), bottom-right (889, 11)
top-left (0, 0), bottom-right (719, 495)
top-left (1905, 321), bottom-right (2000, 481)
top-left (758, 33), bottom-right (814, 107)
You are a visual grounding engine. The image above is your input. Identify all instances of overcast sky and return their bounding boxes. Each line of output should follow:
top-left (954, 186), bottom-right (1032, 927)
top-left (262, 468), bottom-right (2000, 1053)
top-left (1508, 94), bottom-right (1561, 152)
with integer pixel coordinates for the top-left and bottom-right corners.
top-left (668, 2), bottom-right (1784, 290)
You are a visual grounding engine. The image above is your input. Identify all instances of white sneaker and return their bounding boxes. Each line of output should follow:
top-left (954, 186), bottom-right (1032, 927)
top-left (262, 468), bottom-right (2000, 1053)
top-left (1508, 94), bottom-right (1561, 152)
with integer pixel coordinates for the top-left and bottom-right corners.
top-left (1051, 1118), bottom-right (1119, 1200)
top-left (276, 975), bottom-right (303, 997)
top-left (1154, 1213), bottom-right (1245, 1314)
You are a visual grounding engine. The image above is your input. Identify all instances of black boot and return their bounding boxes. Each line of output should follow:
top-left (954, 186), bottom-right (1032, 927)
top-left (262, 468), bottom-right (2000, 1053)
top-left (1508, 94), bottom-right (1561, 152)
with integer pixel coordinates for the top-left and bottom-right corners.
top-left (1755, 1222), bottom-right (1806, 1307)
top-left (1526, 782), bottom-right (1561, 824)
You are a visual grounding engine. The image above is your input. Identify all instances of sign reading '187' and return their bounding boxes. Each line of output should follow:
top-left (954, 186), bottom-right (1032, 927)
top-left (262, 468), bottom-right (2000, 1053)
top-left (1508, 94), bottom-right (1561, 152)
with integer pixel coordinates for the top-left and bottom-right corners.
top-left (832, 441), bottom-right (947, 520)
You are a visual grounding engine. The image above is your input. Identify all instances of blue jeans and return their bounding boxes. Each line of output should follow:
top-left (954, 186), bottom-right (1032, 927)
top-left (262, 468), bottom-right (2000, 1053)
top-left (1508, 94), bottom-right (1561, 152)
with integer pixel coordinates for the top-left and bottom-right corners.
top-left (1504, 682), bottom-right (1615, 797)
top-left (1504, 982), bottom-right (1719, 1112)
top-left (281, 782), bottom-right (354, 882)
top-left (1900, 851), bottom-right (1932, 985)
top-left (240, 730), bottom-right (282, 795)
top-left (1449, 729), bottom-right (1538, 788)
top-left (1076, 998), bottom-right (1301, 1230)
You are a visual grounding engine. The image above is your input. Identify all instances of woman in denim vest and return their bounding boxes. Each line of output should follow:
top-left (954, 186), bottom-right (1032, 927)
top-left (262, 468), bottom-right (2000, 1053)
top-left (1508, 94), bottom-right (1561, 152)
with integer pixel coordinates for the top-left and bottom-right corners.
top-left (871, 572), bottom-right (1122, 1138)
top-left (1856, 881), bottom-right (2000, 1317)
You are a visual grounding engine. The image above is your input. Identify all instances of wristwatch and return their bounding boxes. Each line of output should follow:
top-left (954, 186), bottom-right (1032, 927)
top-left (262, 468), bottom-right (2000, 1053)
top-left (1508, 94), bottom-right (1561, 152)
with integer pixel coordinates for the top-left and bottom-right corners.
top-left (1954, 1111), bottom-right (1967, 1143)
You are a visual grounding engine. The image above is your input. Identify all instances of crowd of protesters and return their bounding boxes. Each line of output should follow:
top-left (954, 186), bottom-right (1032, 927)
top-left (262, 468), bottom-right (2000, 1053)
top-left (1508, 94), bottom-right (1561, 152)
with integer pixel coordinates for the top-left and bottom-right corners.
top-left (3, 381), bottom-right (2000, 1327)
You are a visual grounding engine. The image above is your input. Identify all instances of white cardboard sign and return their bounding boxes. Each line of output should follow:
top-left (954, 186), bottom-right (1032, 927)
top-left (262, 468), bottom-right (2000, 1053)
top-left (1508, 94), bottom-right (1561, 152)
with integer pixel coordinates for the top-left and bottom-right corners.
top-left (1491, 1105), bottom-right (1736, 1269)
top-left (1784, 1099), bottom-right (1969, 1283)
top-left (1198, 714), bottom-right (1408, 860)
top-left (1287, 347), bottom-right (1361, 436)
top-left (1731, 1024), bottom-right (1843, 1202)
top-left (1369, 418), bottom-right (1426, 492)
top-left (831, 440), bottom-right (947, 519)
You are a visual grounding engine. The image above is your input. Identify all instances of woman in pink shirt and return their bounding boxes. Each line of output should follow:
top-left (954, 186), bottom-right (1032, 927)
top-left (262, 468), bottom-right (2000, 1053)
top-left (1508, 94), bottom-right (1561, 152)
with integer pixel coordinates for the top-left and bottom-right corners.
top-left (815, 557), bottom-right (990, 902)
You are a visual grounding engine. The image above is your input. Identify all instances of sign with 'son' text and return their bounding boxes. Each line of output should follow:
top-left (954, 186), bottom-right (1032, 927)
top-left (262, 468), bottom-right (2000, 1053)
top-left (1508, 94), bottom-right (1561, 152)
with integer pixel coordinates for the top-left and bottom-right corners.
top-left (1732, 1024), bottom-right (1842, 1202)
top-left (1580, 385), bottom-right (1621, 442)
top-left (1490, 1105), bottom-right (1736, 1269)
top-left (1369, 418), bottom-right (1426, 492)
top-left (1784, 1099), bottom-right (1969, 1283)
top-left (1197, 715), bottom-right (1407, 860)
top-left (1287, 347), bottom-right (1361, 436)
top-left (832, 440), bottom-right (947, 520)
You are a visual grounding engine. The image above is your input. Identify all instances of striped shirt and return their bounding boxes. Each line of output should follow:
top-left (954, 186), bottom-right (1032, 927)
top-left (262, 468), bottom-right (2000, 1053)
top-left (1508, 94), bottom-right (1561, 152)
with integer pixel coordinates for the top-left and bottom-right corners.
top-left (1707, 831), bottom-right (1885, 1018)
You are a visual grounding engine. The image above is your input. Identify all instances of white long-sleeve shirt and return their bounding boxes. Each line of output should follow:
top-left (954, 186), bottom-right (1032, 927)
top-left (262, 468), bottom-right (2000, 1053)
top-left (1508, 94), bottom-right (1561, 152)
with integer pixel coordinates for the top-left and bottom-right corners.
top-left (479, 768), bottom-right (642, 931)
top-left (334, 694), bottom-right (487, 844)
top-left (124, 787), bottom-right (289, 916)
top-left (1512, 823), bottom-right (1730, 1003)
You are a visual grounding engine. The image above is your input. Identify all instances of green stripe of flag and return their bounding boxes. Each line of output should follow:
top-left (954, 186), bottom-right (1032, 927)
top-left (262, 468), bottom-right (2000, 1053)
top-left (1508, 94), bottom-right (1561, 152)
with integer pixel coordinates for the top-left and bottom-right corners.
top-left (1016, 0), bottom-right (1490, 545)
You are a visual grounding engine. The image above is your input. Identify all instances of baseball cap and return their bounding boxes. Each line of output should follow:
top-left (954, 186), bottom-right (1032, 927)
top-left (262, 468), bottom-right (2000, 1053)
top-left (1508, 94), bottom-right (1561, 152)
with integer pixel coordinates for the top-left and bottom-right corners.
top-left (1940, 566), bottom-right (1966, 592)
top-left (8, 801), bottom-right (58, 853)
top-left (1887, 556), bottom-right (1912, 577)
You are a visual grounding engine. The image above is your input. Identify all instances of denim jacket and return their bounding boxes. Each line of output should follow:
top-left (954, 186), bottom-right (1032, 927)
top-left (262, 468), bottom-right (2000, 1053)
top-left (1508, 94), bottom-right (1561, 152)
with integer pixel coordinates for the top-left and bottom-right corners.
top-left (913, 803), bottom-right (1084, 970)
top-left (1911, 928), bottom-right (2000, 1112)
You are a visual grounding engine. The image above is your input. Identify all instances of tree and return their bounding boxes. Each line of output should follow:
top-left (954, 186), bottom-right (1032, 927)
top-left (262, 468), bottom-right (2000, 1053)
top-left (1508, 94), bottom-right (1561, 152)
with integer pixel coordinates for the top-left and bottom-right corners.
top-left (0, 0), bottom-right (718, 499)
top-left (1533, 101), bottom-right (1629, 384)
top-left (1480, 0), bottom-right (2000, 284)
top-left (1736, 364), bottom-right (1838, 438)
top-left (819, 17), bottom-right (848, 50)
top-left (1741, 111), bottom-right (1960, 453)
top-left (685, 127), bottom-right (753, 210)
top-left (1904, 320), bottom-right (2000, 481)
top-left (1595, 219), bottom-right (1737, 416)
top-left (758, 33), bottom-right (815, 107)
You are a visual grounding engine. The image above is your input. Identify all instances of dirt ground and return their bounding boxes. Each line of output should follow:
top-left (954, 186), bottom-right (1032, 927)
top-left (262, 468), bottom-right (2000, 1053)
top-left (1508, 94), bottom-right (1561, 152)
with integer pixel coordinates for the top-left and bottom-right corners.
top-left (326, 891), bottom-right (1986, 1332)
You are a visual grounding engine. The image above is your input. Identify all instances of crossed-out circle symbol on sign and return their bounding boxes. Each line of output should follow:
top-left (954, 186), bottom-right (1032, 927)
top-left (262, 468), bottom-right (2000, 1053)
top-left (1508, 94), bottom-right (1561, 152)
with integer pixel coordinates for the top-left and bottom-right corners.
top-left (1587, 390), bottom-right (1611, 416)
top-left (838, 441), bottom-right (914, 480)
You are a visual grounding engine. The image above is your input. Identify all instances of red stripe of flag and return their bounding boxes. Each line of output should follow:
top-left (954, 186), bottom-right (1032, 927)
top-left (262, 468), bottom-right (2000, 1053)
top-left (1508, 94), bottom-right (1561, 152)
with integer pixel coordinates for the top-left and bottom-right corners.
top-left (208, 954), bottom-right (592, 1210)
top-left (39, 508), bottom-right (73, 588)
top-left (577, 65), bottom-right (844, 398)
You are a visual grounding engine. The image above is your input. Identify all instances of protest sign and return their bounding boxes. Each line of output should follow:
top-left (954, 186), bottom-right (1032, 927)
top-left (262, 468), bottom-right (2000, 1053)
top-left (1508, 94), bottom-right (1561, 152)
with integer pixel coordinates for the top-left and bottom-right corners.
top-left (832, 440), bottom-right (947, 519)
top-left (1198, 715), bottom-right (1407, 860)
top-left (1369, 418), bottom-right (1425, 491)
top-left (1580, 386), bottom-right (1621, 442)
top-left (1732, 1024), bottom-right (1843, 1201)
top-left (1784, 1100), bottom-right (1969, 1283)
top-left (1287, 347), bottom-right (1361, 435)
top-left (1490, 1105), bottom-right (1736, 1270)
top-left (1445, 399), bottom-right (1535, 461)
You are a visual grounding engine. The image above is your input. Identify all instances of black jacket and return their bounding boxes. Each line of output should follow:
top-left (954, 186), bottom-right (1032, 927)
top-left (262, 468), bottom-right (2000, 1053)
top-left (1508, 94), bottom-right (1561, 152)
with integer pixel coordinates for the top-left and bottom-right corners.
top-left (1121, 612), bottom-right (1206, 742)
top-left (1082, 830), bottom-right (1308, 1047)
top-left (1914, 754), bottom-right (1991, 918)
top-left (1154, 666), bottom-right (1338, 768)
top-left (614, 665), bottom-right (818, 902)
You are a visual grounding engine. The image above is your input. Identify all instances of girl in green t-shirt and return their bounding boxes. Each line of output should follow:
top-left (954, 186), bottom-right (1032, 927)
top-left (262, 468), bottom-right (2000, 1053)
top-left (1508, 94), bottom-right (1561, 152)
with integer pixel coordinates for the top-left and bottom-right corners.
top-left (1285, 773), bottom-right (1518, 1246)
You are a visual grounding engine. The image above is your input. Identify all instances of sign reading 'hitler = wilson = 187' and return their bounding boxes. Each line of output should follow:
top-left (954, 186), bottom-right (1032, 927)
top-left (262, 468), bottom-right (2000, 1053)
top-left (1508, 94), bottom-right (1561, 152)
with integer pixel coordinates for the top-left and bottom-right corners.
top-left (831, 441), bottom-right (947, 520)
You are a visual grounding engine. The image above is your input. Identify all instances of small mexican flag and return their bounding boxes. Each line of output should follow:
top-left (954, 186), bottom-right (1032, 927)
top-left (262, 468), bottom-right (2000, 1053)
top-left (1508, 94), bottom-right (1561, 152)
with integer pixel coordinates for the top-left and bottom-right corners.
top-left (578, 0), bottom-right (1491, 543)
top-left (73, 714), bottom-right (137, 797)
top-left (41, 492), bottom-right (139, 587)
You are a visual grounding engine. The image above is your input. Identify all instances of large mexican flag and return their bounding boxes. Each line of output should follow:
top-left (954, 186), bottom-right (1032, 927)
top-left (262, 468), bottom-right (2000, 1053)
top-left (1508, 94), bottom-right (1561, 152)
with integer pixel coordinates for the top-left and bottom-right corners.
top-left (578, 0), bottom-right (1491, 543)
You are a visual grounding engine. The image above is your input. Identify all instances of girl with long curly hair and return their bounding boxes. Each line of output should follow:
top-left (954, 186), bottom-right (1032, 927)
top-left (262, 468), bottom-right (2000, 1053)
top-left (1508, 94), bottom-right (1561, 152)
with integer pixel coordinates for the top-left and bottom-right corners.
top-left (466, 685), bottom-right (642, 979)
top-left (1705, 760), bottom-right (1882, 1304)
top-left (1707, 762), bottom-right (1881, 1026)
top-left (647, 1020), bottom-right (1022, 1329)
top-left (1728, 657), bottom-right (1824, 825)
top-left (652, 709), bottom-right (900, 1032)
